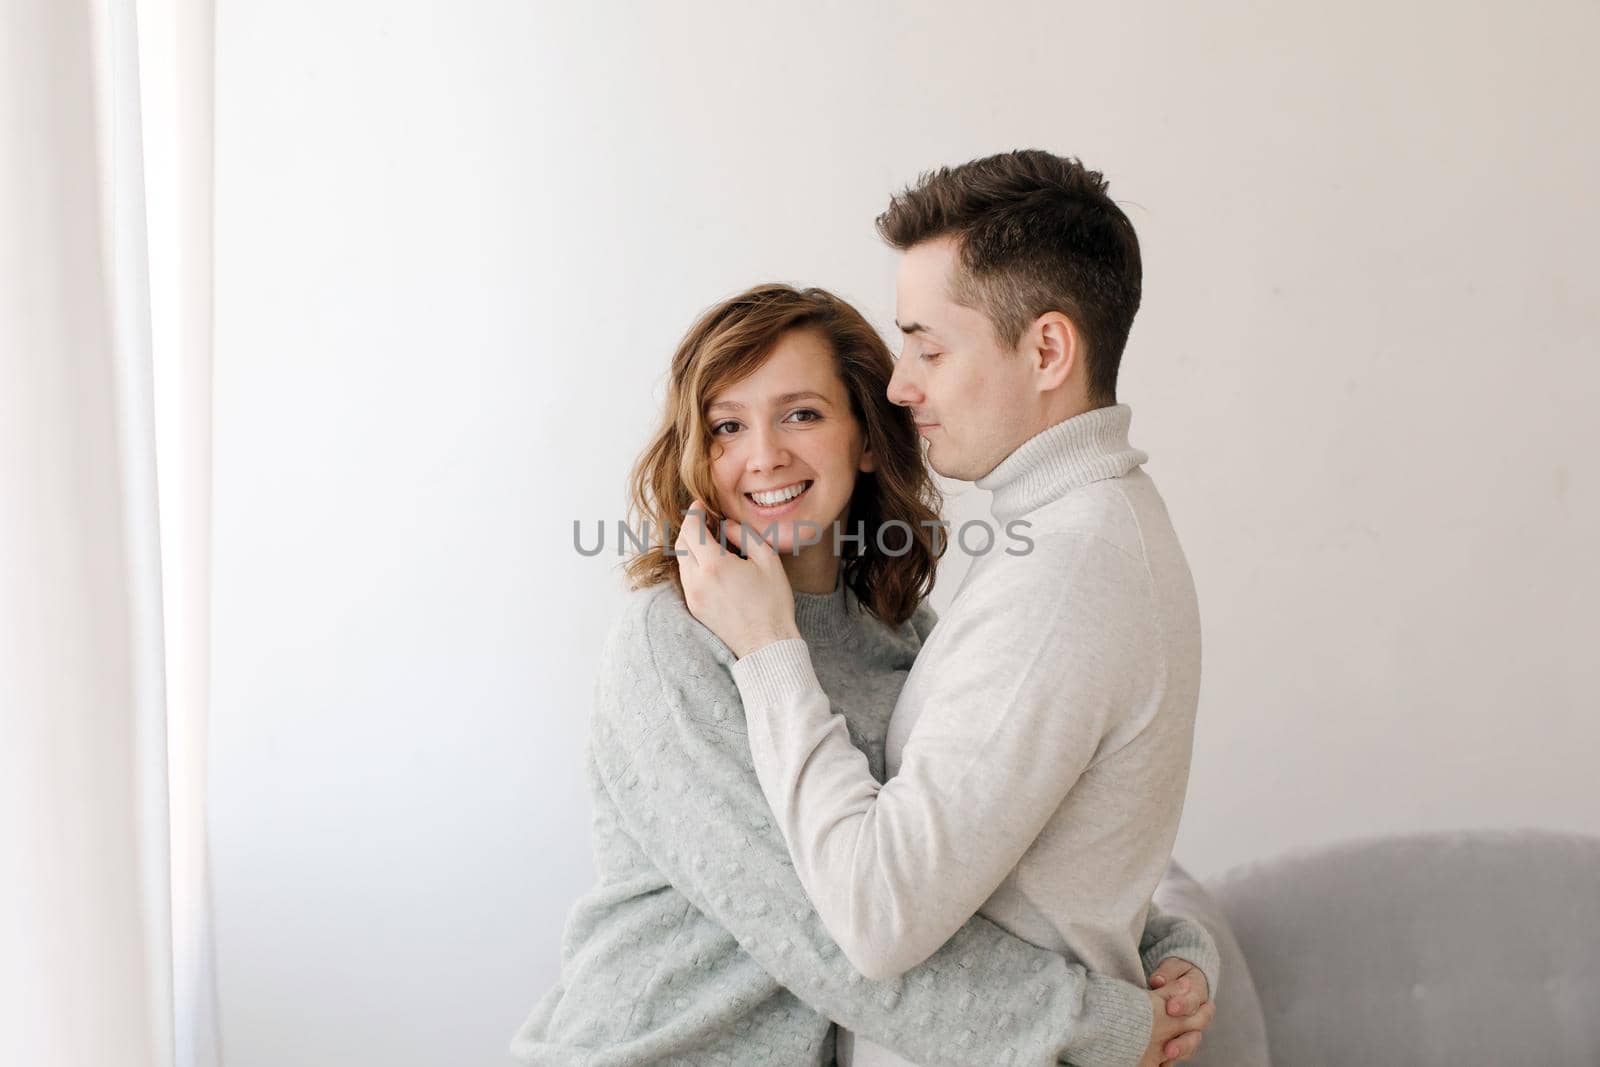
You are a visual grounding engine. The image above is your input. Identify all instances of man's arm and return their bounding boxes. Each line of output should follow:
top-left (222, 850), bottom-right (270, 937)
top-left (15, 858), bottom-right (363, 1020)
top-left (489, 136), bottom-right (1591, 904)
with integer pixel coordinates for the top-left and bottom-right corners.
top-left (731, 533), bottom-right (1174, 980)
top-left (591, 591), bottom-right (1159, 1067)
top-left (918, 597), bottom-right (1221, 993)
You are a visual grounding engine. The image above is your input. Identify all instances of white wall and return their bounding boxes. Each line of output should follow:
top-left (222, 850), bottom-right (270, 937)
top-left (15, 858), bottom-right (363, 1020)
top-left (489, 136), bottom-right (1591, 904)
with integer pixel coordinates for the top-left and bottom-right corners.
top-left (212, 2), bottom-right (1600, 1064)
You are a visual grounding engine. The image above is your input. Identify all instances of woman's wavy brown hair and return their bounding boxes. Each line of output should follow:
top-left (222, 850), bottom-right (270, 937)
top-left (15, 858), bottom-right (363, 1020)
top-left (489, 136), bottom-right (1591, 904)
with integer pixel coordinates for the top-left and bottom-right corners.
top-left (623, 283), bottom-right (943, 628)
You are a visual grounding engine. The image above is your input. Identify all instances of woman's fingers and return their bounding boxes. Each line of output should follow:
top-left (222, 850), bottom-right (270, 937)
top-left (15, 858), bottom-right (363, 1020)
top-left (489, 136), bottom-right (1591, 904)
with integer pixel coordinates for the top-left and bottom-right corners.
top-left (1149, 958), bottom-right (1188, 980)
top-left (677, 500), bottom-right (721, 566)
top-left (674, 515), bottom-right (698, 571)
top-left (1161, 1000), bottom-right (1216, 1063)
top-left (1164, 975), bottom-right (1194, 1015)
top-left (1183, 1001), bottom-right (1216, 1032)
top-left (681, 498), bottom-right (759, 562)
top-left (744, 523), bottom-right (780, 566)
top-left (1156, 999), bottom-right (1214, 1044)
top-left (1162, 1029), bottom-right (1203, 1061)
top-left (1148, 957), bottom-right (1193, 994)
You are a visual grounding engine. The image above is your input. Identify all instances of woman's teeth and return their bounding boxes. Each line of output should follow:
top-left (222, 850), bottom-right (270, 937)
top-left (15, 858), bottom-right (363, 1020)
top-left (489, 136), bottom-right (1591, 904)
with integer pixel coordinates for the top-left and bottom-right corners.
top-left (747, 481), bottom-right (812, 506)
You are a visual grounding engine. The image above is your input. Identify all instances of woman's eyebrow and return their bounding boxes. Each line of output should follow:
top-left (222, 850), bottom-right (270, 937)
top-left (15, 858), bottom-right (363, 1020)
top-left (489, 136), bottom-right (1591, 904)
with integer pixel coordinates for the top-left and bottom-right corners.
top-left (707, 391), bottom-right (832, 413)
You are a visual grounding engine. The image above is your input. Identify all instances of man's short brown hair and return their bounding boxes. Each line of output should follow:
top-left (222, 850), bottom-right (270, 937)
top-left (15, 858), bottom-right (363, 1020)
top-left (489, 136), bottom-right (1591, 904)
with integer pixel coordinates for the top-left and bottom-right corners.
top-left (876, 150), bottom-right (1141, 406)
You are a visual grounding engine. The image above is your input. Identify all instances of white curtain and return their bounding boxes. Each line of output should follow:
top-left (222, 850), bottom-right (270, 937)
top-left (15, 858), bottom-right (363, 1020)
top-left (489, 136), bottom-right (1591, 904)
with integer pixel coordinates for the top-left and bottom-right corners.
top-left (1, 1), bottom-right (222, 1065)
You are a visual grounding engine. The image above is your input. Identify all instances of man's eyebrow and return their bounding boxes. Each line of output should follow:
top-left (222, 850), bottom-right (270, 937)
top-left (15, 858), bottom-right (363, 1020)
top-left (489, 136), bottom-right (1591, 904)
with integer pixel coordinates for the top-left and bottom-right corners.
top-left (707, 390), bottom-right (832, 413)
top-left (895, 320), bottom-right (930, 336)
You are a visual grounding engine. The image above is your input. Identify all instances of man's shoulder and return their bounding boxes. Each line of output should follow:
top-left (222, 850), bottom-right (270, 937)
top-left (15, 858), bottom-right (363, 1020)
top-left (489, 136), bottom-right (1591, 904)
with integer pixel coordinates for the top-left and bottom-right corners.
top-left (960, 511), bottom-right (1156, 623)
top-left (1016, 468), bottom-right (1182, 561)
top-left (1020, 479), bottom-right (1132, 542)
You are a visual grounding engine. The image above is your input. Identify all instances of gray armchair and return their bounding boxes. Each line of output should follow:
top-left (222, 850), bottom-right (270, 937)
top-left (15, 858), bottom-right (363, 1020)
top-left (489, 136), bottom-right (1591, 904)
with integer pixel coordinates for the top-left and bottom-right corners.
top-left (1158, 830), bottom-right (1600, 1066)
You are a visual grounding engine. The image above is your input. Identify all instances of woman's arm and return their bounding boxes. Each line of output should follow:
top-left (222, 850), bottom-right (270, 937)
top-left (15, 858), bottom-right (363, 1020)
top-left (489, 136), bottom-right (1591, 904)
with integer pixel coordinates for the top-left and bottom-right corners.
top-left (590, 587), bottom-right (1161, 1067)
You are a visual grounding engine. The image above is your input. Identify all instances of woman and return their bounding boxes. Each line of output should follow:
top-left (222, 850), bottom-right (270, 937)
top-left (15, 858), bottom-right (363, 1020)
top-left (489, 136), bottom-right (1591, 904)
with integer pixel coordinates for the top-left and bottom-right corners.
top-left (509, 284), bottom-right (1214, 1066)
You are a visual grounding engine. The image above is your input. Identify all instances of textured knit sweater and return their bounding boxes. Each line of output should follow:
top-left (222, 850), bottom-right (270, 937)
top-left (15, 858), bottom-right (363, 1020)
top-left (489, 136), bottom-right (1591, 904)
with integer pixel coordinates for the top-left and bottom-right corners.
top-left (509, 559), bottom-right (1218, 1065)
top-left (732, 405), bottom-right (1211, 1067)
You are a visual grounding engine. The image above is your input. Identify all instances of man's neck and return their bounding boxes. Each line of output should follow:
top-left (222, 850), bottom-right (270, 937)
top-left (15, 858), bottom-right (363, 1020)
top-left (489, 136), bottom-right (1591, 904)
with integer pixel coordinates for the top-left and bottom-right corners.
top-left (1031, 390), bottom-right (1102, 441)
top-left (986, 390), bottom-right (1102, 481)
top-left (975, 403), bottom-right (1148, 526)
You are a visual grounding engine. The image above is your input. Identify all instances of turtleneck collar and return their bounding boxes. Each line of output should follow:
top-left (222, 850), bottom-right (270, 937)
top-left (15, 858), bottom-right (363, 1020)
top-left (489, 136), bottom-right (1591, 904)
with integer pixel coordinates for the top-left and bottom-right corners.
top-left (975, 403), bottom-right (1149, 525)
top-left (792, 569), bottom-right (852, 645)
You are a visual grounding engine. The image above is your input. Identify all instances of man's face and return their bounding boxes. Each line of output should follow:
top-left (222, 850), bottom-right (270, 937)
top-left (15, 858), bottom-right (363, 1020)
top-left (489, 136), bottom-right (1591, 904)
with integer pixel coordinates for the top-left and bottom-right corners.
top-left (887, 236), bottom-right (1038, 482)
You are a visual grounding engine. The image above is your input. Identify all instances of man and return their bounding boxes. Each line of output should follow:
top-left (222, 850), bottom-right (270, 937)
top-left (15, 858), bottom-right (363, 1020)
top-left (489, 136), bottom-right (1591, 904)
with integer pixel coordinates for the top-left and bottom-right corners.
top-left (679, 150), bottom-right (1213, 1067)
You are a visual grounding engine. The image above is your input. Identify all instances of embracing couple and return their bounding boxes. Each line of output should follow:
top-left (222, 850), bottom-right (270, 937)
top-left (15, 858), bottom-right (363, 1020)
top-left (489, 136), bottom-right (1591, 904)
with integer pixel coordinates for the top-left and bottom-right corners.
top-left (512, 150), bottom-right (1219, 1067)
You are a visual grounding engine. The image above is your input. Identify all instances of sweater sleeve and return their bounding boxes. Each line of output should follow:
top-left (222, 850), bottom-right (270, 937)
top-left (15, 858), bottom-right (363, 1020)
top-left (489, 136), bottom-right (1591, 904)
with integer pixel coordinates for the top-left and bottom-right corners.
top-left (1140, 899), bottom-right (1222, 999)
top-left (733, 534), bottom-right (1167, 983)
top-left (591, 591), bottom-right (1157, 1067)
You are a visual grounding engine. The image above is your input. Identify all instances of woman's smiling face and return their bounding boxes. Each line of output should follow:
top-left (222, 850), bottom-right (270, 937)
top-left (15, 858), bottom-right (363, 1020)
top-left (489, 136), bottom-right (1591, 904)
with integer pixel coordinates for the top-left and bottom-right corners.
top-left (705, 328), bottom-right (876, 557)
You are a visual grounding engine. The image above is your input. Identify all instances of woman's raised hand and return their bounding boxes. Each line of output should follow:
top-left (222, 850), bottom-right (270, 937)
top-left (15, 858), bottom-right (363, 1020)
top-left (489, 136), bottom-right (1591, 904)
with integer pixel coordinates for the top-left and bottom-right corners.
top-left (675, 499), bottom-right (799, 659)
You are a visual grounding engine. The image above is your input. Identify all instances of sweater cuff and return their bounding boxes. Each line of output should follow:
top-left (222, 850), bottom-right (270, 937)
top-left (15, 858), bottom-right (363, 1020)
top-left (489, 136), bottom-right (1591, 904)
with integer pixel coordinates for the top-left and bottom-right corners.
top-left (729, 638), bottom-right (820, 714)
top-left (1141, 936), bottom-right (1222, 1005)
top-left (1070, 975), bottom-right (1153, 1067)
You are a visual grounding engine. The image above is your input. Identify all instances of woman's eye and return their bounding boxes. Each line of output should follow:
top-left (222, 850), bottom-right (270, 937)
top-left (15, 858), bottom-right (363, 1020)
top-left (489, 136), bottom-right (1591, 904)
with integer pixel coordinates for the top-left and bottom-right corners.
top-left (711, 420), bottom-right (740, 435)
top-left (786, 409), bottom-right (821, 424)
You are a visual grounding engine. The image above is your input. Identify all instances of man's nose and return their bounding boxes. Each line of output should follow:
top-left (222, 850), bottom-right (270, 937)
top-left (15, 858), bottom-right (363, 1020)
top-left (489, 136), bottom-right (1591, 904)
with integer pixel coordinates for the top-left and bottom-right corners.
top-left (887, 359), bottom-right (921, 407)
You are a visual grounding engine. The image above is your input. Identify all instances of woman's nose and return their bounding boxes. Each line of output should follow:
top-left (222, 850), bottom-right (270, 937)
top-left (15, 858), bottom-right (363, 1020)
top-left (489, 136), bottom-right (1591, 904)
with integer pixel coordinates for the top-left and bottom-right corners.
top-left (746, 424), bottom-right (790, 472)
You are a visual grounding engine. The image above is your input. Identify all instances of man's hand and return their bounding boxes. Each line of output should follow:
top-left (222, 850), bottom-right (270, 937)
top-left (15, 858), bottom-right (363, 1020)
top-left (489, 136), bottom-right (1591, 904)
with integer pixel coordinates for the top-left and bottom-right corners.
top-left (675, 499), bottom-right (800, 658)
top-left (1140, 957), bottom-right (1214, 1065)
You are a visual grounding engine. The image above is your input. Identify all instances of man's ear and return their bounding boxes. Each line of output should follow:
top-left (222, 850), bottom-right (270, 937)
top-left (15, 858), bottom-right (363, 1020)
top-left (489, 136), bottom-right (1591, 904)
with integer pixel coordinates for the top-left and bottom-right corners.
top-left (1032, 312), bottom-right (1080, 390)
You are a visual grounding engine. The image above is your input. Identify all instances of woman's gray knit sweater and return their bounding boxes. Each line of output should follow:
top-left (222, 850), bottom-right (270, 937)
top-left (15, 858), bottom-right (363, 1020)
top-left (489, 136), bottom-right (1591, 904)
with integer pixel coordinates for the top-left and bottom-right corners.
top-left (508, 578), bottom-right (1218, 1067)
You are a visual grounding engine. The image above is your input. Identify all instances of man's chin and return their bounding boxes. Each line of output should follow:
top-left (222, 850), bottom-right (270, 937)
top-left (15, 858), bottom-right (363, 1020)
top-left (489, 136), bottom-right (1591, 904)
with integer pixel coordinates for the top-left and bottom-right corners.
top-left (924, 448), bottom-right (966, 481)
top-left (924, 442), bottom-right (994, 483)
